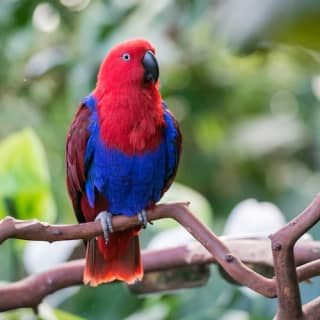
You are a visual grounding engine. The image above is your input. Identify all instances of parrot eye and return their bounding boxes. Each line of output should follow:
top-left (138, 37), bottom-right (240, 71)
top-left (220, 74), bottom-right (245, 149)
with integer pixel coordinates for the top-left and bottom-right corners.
top-left (122, 53), bottom-right (131, 61)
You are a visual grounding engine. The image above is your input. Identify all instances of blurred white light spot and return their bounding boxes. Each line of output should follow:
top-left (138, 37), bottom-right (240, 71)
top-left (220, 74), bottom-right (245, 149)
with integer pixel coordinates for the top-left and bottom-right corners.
top-left (60, 0), bottom-right (90, 11)
top-left (224, 198), bottom-right (313, 242)
top-left (45, 286), bottom-right (80, 307)
top-left (312, 76), bottom-right (320, 101)
top-left (220, 310), bottom-right (249, 320)
top-left (223, 199), bottom-right (286, 238)
top-left (25, 47), bottom-right (68, 78)
top-left (24, 240), bottom-right (81, 274)
top-left (32, 3), bottom-right (60, 33)
top-left (125, 304), bottom-right (169, 320)
top-left (112, 0), bottom-right (138, 10)
top-left (148, 227), bottom-right (194, 250)
top-left (230, 114), bottom-right (305, 157)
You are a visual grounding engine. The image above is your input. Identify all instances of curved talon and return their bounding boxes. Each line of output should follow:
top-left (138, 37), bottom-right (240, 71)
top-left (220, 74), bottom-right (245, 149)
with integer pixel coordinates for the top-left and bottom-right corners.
top-left (138, 210), bottom-right (148, 229)
top-left (95, 211), bottom-right (113, 244)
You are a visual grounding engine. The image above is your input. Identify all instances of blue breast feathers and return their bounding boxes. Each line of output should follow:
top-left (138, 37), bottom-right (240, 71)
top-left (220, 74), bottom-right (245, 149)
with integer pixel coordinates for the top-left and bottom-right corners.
top-left (83, 95), bottom-right (174, 216)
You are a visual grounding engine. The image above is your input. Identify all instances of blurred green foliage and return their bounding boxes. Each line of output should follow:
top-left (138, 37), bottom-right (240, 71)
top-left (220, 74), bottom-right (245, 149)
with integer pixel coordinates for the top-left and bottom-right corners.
top-left (1, 0), bottom-right (320, 319)
top-left (0, 129), bottom-right (56, 221)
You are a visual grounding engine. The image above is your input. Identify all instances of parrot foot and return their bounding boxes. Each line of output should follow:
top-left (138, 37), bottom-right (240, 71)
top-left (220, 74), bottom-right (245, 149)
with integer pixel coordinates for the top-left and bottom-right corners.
top-left (137, 210), bottom-right (148, 229)
top-left (95, 211), bottom-right (114, 244)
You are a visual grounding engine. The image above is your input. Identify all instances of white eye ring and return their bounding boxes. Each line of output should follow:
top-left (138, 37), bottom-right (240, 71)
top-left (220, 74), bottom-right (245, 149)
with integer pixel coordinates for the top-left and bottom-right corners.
top-left (122, 53), bottom-right (131, 61)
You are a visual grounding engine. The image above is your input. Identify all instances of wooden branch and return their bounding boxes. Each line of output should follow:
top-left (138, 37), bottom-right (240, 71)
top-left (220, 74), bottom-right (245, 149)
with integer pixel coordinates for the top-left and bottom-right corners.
top-left (2, 244), bottom-right (210, 311)
top-left (0, 260), bottom-right (84, 311)
top-left (303, 296), bottom-right (320, 320)
top-left (270, 195), bottom-right (320, 320)
top-left (0, 242), bottom-right (256, 311)
top-left (293, 241), bottom-right (320, 265)
top-left (296, 259), bottom-right (320, 283)
top-left (2, 198), bottom-right (320, 318)
top-left (0, 203), bottom-right (276, 298)
top-left (162, 204), bottom-right (277, 297)
top-left (2, 240), bottom-right (320, 312)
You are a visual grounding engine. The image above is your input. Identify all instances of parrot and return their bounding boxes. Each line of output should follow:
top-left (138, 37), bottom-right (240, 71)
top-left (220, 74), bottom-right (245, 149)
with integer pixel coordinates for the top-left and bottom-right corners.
top-left (66, 39), bottom-right (182, 286)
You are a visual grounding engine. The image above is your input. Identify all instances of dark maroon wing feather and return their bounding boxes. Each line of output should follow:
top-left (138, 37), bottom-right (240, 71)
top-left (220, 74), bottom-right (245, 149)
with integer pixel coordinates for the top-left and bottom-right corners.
top-left (66, 104), bottom-right (91, 223)
top-left (162, 107), bottom-right (182, 195)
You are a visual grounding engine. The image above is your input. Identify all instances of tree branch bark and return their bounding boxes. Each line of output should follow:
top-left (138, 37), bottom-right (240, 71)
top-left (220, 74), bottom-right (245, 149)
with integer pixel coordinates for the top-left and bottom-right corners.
top-left (296, 259), bottom-right (320, 282)
top-left (303, 296), bottom-right (320, 320)
top-left (2, 197), bottom-right (320, 319)
top-left (0, 203), bottom-right (276, 297)
top-left (270, 195), bottom-right (320, 320)
top-left (1, 240), bottom-right (320, 312)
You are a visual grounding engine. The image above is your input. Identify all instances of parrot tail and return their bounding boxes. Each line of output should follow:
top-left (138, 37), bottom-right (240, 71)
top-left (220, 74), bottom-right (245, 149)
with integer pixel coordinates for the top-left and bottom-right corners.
top-left (83, 227), bottom-right (143, 286)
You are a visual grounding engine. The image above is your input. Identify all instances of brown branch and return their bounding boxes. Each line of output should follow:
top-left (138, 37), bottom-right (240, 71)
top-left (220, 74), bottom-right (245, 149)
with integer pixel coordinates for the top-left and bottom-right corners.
top-left (2, 240), bottom-right (320, 312)
top-left (0, 260), bottom-right (84, 311)
top-left (3, 199), bottom-right (320, 317)
top-left (1, 245), bottom-right (207, 311)
top-left (162, 204), bottom-right (277, 297)
top-left (303, 296), bottom-right (320, 320)
top-left (293, 241), bottom-right (320, 265)
top-left (0, 203), bottom-right (276, 298)
top-left (0, 244), bottom-right (222, 311)
top-left (296, 259), bottom-right (320, 283)
top-left (270, 194), bottom-right (320, 320)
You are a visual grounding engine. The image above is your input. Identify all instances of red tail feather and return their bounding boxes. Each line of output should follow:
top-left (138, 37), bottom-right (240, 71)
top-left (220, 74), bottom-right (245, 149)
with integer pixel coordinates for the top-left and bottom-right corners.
top-left (84, 227), bottom-right (143, 286)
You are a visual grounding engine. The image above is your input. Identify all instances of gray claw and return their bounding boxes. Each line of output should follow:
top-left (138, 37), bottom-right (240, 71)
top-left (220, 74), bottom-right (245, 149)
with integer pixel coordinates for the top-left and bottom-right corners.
top-left (95, 211), bottom-right (113, 244)
top-left (138, 210), bottom-right (148, 229)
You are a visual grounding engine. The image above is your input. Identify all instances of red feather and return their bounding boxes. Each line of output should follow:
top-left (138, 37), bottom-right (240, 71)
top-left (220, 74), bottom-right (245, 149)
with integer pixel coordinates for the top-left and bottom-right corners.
top-left (66, 39), bottom-right (180, 286)
top-left (94, 86), bottom-right (164, 155)
top-left (84, 230), bottom-right (142, 286)
top-left (93, 39), bottom-right (165, 155)
top-left (80, 196), bottom-right (143, 286)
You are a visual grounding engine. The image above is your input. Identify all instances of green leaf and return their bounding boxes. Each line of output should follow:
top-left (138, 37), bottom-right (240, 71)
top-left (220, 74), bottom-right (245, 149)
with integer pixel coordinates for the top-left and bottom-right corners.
top-left (0, 128), bottom-right (56, 222)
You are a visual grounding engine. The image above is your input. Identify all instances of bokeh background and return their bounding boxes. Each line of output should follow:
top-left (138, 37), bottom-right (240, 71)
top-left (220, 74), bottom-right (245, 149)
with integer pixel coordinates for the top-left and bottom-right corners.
top-left (1, 0), bottom-right (320, 319)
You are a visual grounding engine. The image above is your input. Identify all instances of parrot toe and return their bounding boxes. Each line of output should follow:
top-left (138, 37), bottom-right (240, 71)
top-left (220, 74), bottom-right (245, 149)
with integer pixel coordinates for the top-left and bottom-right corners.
top-left (95, 211), bottom-right (114, 244)
top-left (137, 210), bottom-right (148, 229)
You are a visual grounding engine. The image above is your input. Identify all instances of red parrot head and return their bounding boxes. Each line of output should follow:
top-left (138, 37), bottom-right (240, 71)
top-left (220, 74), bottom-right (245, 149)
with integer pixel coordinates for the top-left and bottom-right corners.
top-left (94, 39), bottom-right (164, 154)
top-left (96, 39), bottom-right (159, 92)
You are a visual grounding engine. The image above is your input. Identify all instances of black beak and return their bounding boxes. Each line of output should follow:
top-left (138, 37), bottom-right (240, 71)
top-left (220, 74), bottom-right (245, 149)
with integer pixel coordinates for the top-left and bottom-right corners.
top-left (142, 50), bottom-right (159, 83)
